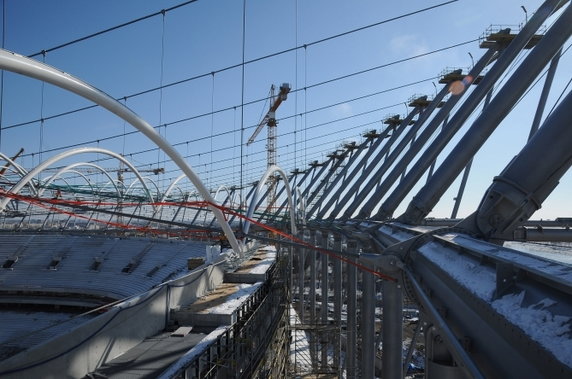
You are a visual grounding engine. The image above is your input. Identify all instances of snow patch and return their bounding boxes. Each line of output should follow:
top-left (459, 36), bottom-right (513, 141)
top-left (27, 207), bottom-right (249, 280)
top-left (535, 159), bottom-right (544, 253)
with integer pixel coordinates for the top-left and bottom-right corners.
top-left (249, 250), bottom-right (276, 274)
top-left (492, 292), bottom-right (572, 368)
top-left (505, 241), bottom-right (572, 265)
top-left (205, 283), bottom-right (263, 314)
top-left (418, 241), bottom-right (496, 299)
top-left (289, 305), bottom-right (313, 372)
top-left (158, 325), bottom-right (228, 379)
top-left (378, 225), bottom-right (416, 242)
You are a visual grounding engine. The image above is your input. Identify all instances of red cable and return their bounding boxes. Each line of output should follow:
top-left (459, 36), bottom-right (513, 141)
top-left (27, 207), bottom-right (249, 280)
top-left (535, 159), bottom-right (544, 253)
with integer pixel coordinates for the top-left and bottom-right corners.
top-left (0, 189), bottom-right (397, 281)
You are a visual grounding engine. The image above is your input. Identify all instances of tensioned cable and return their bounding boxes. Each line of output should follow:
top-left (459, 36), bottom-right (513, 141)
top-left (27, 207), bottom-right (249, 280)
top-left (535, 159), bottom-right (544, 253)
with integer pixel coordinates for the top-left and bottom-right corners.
top-left (24, 85), bottom-right (414, 187)
top-left (294, 0), bottom-right (299, 186)
top-left (158, 10), bottom-right (166, 186)
top-left (304, 46), bottom-right (308, 168)
top-left (26, 1), bottom-right (199, 58)
top-left (4, 1), bottom-right (460, 131)
top-left (39, 51), bottom-right (46, 164)
top-left (495, 42), bottom-right (572, 126)
top-left (49, 118), bottom-right (380, 192)
top-left (240, 0), bottom-right (246, 214)
top-left (17, 73), bottom-right (438, 160)
top-left (147, 117), bottom-right (378, 183)
top-left (0, 188), bottom-right (398, 281)
top-left (27, 114), bottom-right (392, 193)
top-left (41, 100), bottom-right (399, 185)
top-left (209, 72), bottom-right (215, 188)
top-left (545, 77), bottom-right (572, 117)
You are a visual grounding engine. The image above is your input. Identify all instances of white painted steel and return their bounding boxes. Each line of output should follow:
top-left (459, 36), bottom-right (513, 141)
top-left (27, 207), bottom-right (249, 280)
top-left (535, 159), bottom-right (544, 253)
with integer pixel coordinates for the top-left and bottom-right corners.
top-left (0, 48), bottom-right (242, 254)
top-left (243, 165), bottom-right (297, 236)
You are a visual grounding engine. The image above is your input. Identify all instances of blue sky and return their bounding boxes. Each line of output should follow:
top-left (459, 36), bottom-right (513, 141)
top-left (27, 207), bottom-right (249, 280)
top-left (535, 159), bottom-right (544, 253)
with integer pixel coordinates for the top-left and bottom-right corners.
top-left (0, 0), bottom-right (570, 220)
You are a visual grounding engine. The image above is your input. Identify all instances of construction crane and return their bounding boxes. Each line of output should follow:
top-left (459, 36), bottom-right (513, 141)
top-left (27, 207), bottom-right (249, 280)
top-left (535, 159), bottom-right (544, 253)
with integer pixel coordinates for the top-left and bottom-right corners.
top-left (247, 83), bottom-right (290, 210)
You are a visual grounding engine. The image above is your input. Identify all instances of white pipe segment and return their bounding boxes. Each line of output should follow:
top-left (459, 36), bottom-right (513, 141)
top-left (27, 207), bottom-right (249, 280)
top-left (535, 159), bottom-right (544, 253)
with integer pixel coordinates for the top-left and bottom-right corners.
top-left (214, 185), bottom-right (231, 202)
top-left (44, 169), bottom-right (96, 195)
top-left (155, 174), bottom-right (191, 220)
top-left (243, 165), bottom-right (297, 236)
top-left (0, 152), bottom-right (37, 195)
top-left (0, 147), bottom-right (153, 210)
top-left (161, 174), bottom-right (187, 203)
top-left (126, 176), bottom-right (159, 199)
top-left (38, 162), bottom-right (119, 199)
top-left (0, 48), bottom-right (243, 254)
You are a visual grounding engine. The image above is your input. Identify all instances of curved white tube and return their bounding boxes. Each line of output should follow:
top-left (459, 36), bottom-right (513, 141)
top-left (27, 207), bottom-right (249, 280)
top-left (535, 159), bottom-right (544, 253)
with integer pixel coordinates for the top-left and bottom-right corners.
top-left (38, 161), bottom-right (119, 198)
top-left (161, 174), bottom-right (187, 202)
top-left (0, 152), bottom-right (37, 195)
top-left (0, 147), bottom-right (152, 211)
top-left (0, 48), bottom-right (242, 254)
top-left (214, 185), bottom-right (231, 203)
top-left (44, 169), bottom-right (96, 195)
top-left (243, 165), bottom-right (297, 236)
top-left (125, 176), bottom-right (159, 199)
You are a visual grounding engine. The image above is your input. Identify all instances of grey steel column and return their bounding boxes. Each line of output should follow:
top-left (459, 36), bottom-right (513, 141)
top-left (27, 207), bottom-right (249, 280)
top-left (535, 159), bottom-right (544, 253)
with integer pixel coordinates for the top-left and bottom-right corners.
top-left (333, 234), bottom-right (343, 370)
top-left (382, 279), bottom-right (403, 379)
top-left (343, 87), bottom-right (450, 219)
top-left (365, 47), bottom-right (495, 220)
top-left (375, 1), bottom-right (562, 221)
top-left (306, 128), bottom-right (389, 219)
top-left (528, 48), bottom-right (562, 140)
top-left (256, 173), bottom-right (294, 221)
top-left (273, 158), bottom-right (333, 223)
top-left (310, 231), bottom-right (319, 323)
top-left (461, 88), bottom-right (572, 239)
top-left (426, 115), bottom-right (448, 182)
top-left (361, 270), bottom-right (376, 378)
top-left (298, 231), bottom-right (306, 323)
top-left (311, 230), bottom-right (323, 371)
top-left (305, 151), bottom-right (348, 214)
top-left (400, 3), bottom-right (572, 224)
top-left (308, 232), bottom-right (321, 325)
top-left (346, 240), bottom-right (359, 378)
top-left (400, 131), bottom-right (417, 183)
top-left (320, 232), bottom-right (330, 368)
top-left (324, 109), bottom-right (420, 220)
top-left (227, 183), bottom-right (256, 225)
top-left (207, 187), bottom-right (236, 227)
top-left (451, 90), bottom-right (493, 219)
top-left (269, 167), bottom-right (313, 222)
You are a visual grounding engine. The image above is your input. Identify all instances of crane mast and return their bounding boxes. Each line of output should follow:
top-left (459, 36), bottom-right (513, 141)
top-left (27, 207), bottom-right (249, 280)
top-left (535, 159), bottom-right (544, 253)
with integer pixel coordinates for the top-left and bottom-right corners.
top-left (247, 83), bottom-right (290, 211)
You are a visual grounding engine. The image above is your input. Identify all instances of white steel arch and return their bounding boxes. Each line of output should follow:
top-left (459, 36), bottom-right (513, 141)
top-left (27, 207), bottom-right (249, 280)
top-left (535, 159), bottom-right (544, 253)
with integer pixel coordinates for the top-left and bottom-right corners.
top-left (38, 162), bottom-right (120, 198)
top-left (14, 169), bottom-right (97, 230)
top-left (0, 152), bottom-right (37, 196)
top-left (126, 176), bottom-right (159, 200)
top-left (161, 174), bottom-right (187, 203)
top-left (101, 179), bottom-right (127, 194)
top-left (0, 48), bottom-right (242, 254)
top-left (214, 185), bottom-right (232, 202)
top-left (243, 165), bottom-right (297, 236)
top-left (155, 174), bottom-right (194, 219)
top-left (44, 169), bottom-right (96, 195)
top-left (0, 147), bottom-right (153, 212)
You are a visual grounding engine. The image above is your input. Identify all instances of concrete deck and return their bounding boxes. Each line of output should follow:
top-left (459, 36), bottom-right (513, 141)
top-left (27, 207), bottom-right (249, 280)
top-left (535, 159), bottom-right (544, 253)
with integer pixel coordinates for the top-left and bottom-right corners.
top-left (87, 331), bottom-right (207, 378)
top-left (224, 247), bottom-right (276, 284)
top-left (172, 282), bottom-right (262, 327)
